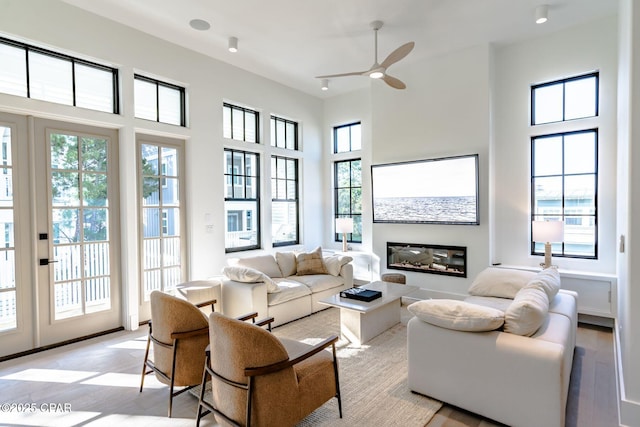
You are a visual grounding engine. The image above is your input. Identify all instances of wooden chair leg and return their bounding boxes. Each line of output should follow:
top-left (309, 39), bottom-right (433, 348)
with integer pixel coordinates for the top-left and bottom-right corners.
top-left (196, 352), bottom-right (211, 427)
top-left (139, 330), bottom-right (152, 392)
top-left (332, 343), bottom-right (343, 418)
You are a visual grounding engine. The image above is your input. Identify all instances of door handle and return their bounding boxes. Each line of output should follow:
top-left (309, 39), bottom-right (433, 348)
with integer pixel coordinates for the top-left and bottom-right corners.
top-left (39, 259), bottom-right (59, 266)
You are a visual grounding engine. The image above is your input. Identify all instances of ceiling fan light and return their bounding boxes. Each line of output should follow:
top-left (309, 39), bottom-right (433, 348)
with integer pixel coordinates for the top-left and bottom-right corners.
top-left (321, 79), bottom-right (329, 91)
top-left (369, 71), bottom-right (384, 79)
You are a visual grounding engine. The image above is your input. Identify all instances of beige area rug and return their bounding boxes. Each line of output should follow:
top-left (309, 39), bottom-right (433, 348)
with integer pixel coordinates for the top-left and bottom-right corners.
top-left (277, 308), bottom-right (442, 426)
top-left (193, 308), bottom-right (441, 426)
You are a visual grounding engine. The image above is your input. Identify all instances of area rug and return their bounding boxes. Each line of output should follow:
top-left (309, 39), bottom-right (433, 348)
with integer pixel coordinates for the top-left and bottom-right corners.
top-left (192, 308), bottom-right (441, 426)
top-left (279, 308), bottom-right (441, 426)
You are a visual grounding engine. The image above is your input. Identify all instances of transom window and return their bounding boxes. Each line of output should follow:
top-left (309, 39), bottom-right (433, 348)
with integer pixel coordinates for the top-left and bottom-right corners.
top-left (531, 72), bottom-right (598, 125)
top-left (334, 159), bottom-right (362, 243)
top-left (334, 122), bottom-right (361, 153)
top-left (270, 116), bottom-right (298, 150)
top-left (271, 156), bottom-right (299, 246)
top-left (0, 37), bottom-right (119, 114)
top-left (224, 149), bottom-right (260, 252)
top-left (530, 72), bottom-right (599, 260)
top-left (223, 103), bottom-right (259, 143)
top-left (134, 75), bottom-right (185, 126)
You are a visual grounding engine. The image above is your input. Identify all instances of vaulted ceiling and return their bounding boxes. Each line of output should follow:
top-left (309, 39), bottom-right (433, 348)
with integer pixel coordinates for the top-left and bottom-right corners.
top-left (61, 0), bottom-right (617, 97)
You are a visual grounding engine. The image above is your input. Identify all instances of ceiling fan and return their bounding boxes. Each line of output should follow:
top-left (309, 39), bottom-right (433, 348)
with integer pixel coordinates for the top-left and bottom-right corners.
top-left (316, 20), bottom-right (415, 90)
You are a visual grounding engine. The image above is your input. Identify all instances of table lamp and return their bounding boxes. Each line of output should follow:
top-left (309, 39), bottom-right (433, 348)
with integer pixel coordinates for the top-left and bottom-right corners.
top-left (335, 218), bottom-right (354, 252)
top-left (532, 220), bottom-right (564, 268)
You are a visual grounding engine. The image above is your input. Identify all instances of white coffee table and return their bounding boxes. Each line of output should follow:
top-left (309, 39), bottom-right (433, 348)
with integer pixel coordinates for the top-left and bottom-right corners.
top-left (319, 281), bottom-right (418, 346)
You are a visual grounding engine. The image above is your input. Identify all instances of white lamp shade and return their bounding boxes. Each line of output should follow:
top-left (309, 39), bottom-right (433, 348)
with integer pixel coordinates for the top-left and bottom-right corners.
top-left (532, 220), bottom-right (564, 243)
top-left (335, 217), bottom-right (354, 234)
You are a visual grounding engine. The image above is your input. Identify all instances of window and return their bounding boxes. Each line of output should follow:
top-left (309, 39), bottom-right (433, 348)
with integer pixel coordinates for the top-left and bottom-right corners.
top-left (134, 75), bottom-right (185, 126)
top-left (270, 116), bottom-right (298, 150)
top-left (0, 126), bottom-right (16, 331)
top-left (0, 37), bottom-right (118, 114)
top-left (334, 122), bottom-right (361, 153)
top-left (271, 156), bottom-right (299, 246)
top-left (531, 73), bottom-right (598, 125)
top-left (225, 149), bottom-right (260, 252)
top-left (223, 103), bottom-right (259, 143)
top-left (139, 141), bottom-right (184, 300)
top-left (530, 73), bottom-right (599, 259)
top-left (334, 159), bottom-right (362, 243)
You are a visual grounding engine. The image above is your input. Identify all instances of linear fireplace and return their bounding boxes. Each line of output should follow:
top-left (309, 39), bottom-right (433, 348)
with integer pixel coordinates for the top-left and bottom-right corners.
top-left (387, 242), bottom-right (467, 278)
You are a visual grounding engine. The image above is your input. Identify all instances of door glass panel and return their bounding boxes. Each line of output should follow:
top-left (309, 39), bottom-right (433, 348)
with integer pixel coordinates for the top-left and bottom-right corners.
top-left (0, 126), bottom-right (16, 330)
top-left (49, 131), bottom-right (111, 320)
top-left (140, 141), bottom-right (183, 300)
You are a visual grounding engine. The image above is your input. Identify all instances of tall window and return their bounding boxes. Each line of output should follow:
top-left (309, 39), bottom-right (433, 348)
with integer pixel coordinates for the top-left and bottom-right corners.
top-left (530, 73), bottom-right (599, 259)
top-left (334, 122), bottom-right (361, 153)
top-left (139, 142), bottom-right (184, 300)
top-left (223, 103), bottom-right (259, 143)
top-left (270, 116), bottom-right (298, 150)
top-left (0, 37), bottom-right (118, 114)
top-left (271, 156), bottom-right (298, 246)
top-left (134, 75), bottom-right (185, 126)
top-left (225, 149), bottom-right (260, 252)
top-left (334, 159), bottom-right (362, 243)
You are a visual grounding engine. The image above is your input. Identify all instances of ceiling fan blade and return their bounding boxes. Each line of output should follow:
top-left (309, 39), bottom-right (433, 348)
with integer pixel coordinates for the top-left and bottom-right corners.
top-left (382, 74), bottom-right (406, 89)
top-left (380, 41), bottom-right (415, 69)
top-left (315, 70), bottom-right (368, 79)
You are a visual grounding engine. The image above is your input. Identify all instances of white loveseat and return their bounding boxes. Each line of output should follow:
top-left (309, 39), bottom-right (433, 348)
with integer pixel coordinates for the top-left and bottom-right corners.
top-left (407, 267), bottom-right (578, 427)
top-left (221, 248), bottom-right (353, 327)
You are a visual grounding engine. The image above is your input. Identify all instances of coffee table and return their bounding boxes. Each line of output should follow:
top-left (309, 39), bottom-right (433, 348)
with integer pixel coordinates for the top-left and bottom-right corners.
top-left (319, 281), bottom-right (418, 346)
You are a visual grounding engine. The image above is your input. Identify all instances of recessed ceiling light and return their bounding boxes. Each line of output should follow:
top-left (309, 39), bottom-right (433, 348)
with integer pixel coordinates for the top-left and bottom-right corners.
top-left (189, 19), bottom-right (211, 31)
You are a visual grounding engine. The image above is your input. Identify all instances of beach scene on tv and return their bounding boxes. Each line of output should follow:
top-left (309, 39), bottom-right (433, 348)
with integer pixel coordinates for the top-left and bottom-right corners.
top-left (372, 155), bottom-right (478, 224)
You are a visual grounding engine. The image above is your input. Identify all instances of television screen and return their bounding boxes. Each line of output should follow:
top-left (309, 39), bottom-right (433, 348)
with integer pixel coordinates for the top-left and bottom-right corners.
top-left (371, 154), bottom-right (479, 225)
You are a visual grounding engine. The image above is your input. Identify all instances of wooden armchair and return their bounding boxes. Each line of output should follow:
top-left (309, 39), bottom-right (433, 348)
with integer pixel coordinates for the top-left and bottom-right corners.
top-left (196, 312), bottom-right (342, 427)
top-left (140, 291), bottom-right (272, 417)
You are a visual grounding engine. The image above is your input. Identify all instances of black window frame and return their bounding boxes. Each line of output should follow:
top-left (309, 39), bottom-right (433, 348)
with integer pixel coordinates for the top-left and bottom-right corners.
top-left (134, 74), bottom-right (186, 127)
top-left (224, 148), bottom-right (261, 252)
top-left (223, 102), bottom-right (259, 143)
top-left (270, 115), bottom-right (298, 150)
top-left (333, 122), bottom-right (361, 153)
top-left (0, 36), bottom-right (119, 114)
top-left (334, 158), bottom-right (362, 244)
top-left (531, 72), bottom-right (599, 126)
top-left (271, 155), bottom-right (299, 247)
top-left (530, 129), bottom-right (599, 260)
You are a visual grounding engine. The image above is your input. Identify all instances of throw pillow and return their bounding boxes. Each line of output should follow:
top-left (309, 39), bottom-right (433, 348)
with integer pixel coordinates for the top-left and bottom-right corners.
top-left (504, 286), bottom-right (549, 336)
top-left (296, 247), bottom-right (328, 276)
top-left (222, 266), bottom-right (280, 293)
top-left (234, 255), bottom-right (282, 278)
top-left (407, 299), bottom-right (505, 332)
top-left (525, 267), bottom-right (561, 300)
top-left (275, 252), bottom-right (297, 277)
top-left (467, 267), bottom-right (536, 299)
top-left (324, 255), bottom-right (353, 276)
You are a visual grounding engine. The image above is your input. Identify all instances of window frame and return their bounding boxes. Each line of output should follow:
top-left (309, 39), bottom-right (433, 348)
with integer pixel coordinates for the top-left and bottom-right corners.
top-left (224, 148), bottom-right (261, 252)
top-left (271, 155), bottom-right (299, 247)
top-left (531, 72), bottom-right (599, 126)
top-left (0, 36), bottom-right (119, 114)
top-left (333, 122), bottom-right (361, 153)
top-left (134, 74), bottom-right (186, 127)
top-left (270, 115), bottom-right (298, 150)
top-left (333, 158), bottom-right (362, 244)
top-left (223, 103), bottom-right (260, 143)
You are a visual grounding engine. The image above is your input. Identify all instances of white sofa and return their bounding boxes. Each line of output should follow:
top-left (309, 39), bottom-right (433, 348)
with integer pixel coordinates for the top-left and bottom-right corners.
top-left (220, 248), bottom-right (353, 327)
top-left (407, 267), bottom-right (578, 427)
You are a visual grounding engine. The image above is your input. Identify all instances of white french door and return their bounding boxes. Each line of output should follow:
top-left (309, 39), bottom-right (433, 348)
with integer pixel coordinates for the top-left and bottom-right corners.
top-left (33, 119), bottom-right (121, 347)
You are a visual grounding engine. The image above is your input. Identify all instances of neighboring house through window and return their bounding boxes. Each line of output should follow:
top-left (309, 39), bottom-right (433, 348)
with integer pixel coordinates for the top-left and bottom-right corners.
top-left (224, 149), bottom-right (260, 252)
top-left (530, 72), bottom-right (599, 259)
top-left (333, 122), bottom-right (362, 244)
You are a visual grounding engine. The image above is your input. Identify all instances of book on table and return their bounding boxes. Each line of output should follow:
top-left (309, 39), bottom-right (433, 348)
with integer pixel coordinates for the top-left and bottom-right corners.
top-left (340, 287), bottom-right (382, 302)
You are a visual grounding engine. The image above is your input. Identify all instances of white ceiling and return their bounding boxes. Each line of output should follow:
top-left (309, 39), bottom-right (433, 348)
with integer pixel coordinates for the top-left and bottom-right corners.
top-left (60, 0), bottom-right (617, 98)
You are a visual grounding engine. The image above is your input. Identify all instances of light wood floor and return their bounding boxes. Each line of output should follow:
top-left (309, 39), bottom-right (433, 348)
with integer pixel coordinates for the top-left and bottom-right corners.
top-left (0, 320), bottom-right (618, 427)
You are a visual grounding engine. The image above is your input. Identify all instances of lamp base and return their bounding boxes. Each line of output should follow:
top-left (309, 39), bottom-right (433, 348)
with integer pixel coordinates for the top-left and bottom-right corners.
top-left (542, 242), bottom-right (552, 269)
top-left (342, 234), bottom-right (348, 252)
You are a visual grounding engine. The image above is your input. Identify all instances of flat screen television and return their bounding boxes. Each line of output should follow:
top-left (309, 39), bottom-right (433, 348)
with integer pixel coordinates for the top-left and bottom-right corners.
top-left (371, 154), bottom-right (479, 225)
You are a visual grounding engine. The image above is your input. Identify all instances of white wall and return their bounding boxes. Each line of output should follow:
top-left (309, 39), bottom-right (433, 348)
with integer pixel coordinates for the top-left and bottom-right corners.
top-left (493, 16), bottom-right (619, 274)
top-left (0, 0), bottom-right (325, 327)
top-left (370, 45), bottom-right (492, 295)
